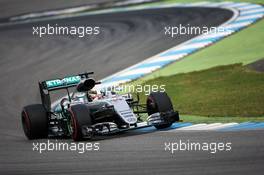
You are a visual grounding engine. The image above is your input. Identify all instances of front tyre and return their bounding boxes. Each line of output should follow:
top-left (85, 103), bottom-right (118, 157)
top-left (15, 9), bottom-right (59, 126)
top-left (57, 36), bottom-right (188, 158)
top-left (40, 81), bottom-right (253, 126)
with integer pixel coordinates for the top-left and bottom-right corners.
top-left (69, 104), bottom-right (92, 141)
top-left (147, 92), bottom-right (178, 129)
top-left (21, 104), bottom-right (48, 139)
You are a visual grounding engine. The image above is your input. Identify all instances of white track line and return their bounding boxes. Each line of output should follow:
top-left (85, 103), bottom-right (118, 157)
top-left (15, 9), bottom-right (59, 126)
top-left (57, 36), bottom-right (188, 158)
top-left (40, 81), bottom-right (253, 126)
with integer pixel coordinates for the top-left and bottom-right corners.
top-left (191, 123), bottom-right (223, 130)
top-left (226, 3), bottom-right (251, 8)
top-left (147, 54), bottom-right (187, 63)
top-left (241, 8), bottom-right (264, 15)
top-left (119, 67), bottom-right (160, 76)
top-left (225, 21), bottom-right (253, 29)
top-left (236, 14), bottom-right (264, 20)
top-left (196, 31), bottom-right (233, 40)
top-left (176, 124), bottom-right (207, 131)
top-left (208, 123), bottom-right (239, 130)
top-left (238, 5), bottom-right (262, 10)
top-left (170, 123), bottom-right (240, 131)
top-left (176, 43), bottom-right (209, 50)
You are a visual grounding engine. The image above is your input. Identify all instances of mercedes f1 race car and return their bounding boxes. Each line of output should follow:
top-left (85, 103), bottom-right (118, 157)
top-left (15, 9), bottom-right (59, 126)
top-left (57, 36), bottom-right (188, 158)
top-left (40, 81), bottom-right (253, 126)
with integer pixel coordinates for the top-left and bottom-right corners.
top-left (21, 72), bottom-right (180, 141)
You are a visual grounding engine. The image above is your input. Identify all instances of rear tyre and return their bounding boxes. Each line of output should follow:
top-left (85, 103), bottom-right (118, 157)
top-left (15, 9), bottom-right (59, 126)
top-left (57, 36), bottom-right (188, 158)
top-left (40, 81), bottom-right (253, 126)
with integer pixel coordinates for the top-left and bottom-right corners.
top-left (69, 104), bottom-right (92, 141)
top-left (147, 92), bottom-right (177, 129)
top-left (21, 104), bottom-right (48, 139)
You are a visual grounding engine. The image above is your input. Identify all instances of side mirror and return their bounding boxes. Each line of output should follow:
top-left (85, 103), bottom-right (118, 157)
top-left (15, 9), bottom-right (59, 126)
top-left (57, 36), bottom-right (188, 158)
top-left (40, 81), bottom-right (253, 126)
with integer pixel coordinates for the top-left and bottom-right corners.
top-left (76, 78), bottom-right (96, 92)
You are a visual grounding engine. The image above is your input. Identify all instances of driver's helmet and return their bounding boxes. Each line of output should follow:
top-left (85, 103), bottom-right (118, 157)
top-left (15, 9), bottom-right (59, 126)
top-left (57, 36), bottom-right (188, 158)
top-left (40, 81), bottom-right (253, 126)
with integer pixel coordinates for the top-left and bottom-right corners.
top-left (60, 98), bottom-right (70, 111)
top-left (100, 86), bottom-right (117, 97)
top-left (88, 89), bottom-right (102, 100)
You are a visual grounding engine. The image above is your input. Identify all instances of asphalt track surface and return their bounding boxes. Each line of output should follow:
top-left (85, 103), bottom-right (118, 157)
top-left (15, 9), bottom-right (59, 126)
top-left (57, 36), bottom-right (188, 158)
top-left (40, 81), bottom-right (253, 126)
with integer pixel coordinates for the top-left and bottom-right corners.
top-left (1, 5), bottom-right (263, 175)
top-left (0, 0), bottom-right (117, 18)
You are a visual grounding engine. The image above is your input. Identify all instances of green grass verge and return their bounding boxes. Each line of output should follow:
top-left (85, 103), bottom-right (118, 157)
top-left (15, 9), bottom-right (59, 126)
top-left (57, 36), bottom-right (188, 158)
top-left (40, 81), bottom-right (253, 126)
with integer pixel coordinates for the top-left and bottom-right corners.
top-left (137, 64), bottom-right (264, 118)
top-left (163, 0), bottom-right (264, 5)
top-left (181, 115), bottom-right (264, 124)
top-left (139, 19), bottom-right (264, 81)
top-left (136, 114), bottom-right (264, 124)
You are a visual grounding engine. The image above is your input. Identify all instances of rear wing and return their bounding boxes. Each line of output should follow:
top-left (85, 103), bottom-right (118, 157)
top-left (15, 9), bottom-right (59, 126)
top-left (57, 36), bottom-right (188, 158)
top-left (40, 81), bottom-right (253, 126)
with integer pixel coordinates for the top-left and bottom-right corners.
top-left (44, 75), bottom-right (81, 91)
top-left (39, 72), bottom-right (94, 111)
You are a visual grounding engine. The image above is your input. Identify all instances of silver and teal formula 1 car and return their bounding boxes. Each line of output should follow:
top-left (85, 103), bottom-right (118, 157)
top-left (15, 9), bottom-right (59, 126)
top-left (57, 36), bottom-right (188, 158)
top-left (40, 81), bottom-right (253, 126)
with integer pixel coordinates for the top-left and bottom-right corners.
top-left (21, 72), bottom-right (179, 141)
